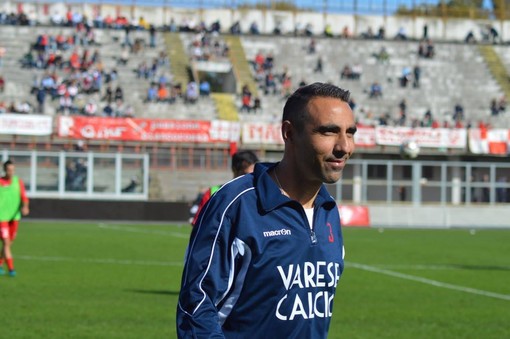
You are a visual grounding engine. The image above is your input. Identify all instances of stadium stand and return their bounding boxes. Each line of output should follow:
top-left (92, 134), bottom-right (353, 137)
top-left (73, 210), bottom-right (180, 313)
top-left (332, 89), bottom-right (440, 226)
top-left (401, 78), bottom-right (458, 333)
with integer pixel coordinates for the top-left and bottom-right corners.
top-left (1, 4), bottom-right (509, 202)
top-left (240, 35), bottom-right (506, 128)
top-left (0, 24), bottom-right (216, 121)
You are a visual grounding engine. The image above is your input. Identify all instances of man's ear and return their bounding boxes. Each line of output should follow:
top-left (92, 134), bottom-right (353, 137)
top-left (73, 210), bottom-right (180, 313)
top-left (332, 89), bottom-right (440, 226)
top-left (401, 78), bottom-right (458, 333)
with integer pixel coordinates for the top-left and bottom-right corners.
top-left (281, 120), bottom-right (293, 142)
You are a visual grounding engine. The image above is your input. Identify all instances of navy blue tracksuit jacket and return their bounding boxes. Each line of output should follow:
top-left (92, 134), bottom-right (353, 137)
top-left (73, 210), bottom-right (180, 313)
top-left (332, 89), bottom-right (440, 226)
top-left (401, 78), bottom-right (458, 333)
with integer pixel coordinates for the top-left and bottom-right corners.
top-left (177, 162), bottom-right (345, 338)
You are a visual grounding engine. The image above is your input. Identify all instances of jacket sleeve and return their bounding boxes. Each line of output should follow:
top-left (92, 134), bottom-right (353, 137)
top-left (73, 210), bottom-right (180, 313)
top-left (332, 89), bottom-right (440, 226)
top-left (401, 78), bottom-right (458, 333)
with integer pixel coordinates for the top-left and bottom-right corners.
top-left (177, 192), bottom-right (236, 338)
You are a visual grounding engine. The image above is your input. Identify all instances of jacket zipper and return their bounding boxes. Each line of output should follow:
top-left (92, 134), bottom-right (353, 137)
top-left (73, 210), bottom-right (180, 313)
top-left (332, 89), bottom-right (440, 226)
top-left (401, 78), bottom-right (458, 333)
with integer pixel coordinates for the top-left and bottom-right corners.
top-left (309, 205), bottom-right (317, 245)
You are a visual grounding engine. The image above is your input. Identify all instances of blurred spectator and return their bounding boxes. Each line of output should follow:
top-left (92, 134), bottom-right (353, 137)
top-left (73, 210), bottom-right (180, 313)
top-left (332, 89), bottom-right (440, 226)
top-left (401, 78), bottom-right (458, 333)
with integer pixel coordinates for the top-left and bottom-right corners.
top-left (102, 104), bottom-right (113, 117)
top-left (185, 81), bottom-right (198, 104)
top-left (103, 84), bottom-right (113, 103)
top-left (340, 65), bottom-right (352, 79)
top-left (418, 39), bottom-right (435, 58)
top-left (324, 24), bottom-right (333, 38)
top-left (395, 27), bottom-right (407, 40)
top-left (264, 72), bottom-right (277, 95)
top-left (20, 50), bottom-right (35, 68)
top-left (146, 85), bottom-right (157, 102)
top-left (273, 21), bottom-right (282, 35)
top-left (369, 82), bottom-right (382, 98)
top-left (400, 67), bottom-right (411, 87)
top-left (413, 65), bottom-right (421, 88)
top-left (341, 26), bottom-right (351, 39)
top-left (453, 104), bottom-right (464, 122)
top-left (399, 99), bottom-right (407, 115)
top-left (490, 98), bottom-right (499, 116)
top-left (308, 38), bottom-right (316, 54)
top-left (210, 20), bottom-right (221, 33)
top-left (157, 84), bottom-right (168, 102)
top-left (252, 97), bottom-right (261, 113)
top-left (0, 101), bottom-right (7, 113)
top-left (422, 109), bottom-right (433, 127)
top-left (281, 76), bottom-right (292, 98)
top-left (305, 23), bottom-right (314, 37)
top-left (465, 30), bottom-right (476, 43)
top-left (0, 75), bottom-right (4, 93)
top-left (84, 100), bottom-right (98, 116)
top-left (351, 63), bottom-right (363, 80)
top-left (230, 21), bottom-right (241, 35)
top-left (497, 177), bottom-right (507, 203)
top-left (377, 26), bottom-right (385, 40)
top-left (122, 176), bottom-right (139, 193)
top-left (241, 94), bottom-right (251, 112)
top-left (149, 25), bottom-right (156, 48)
top-left (241, 84), bottom-right (252, 112)
top-left (314, 57), bottom-right (323, 73)
top-left (118, 47), bottom-right (129, 65)
top-left (250, 22), bottom-right (260, 35)
top-left (489, 25), bottom-right (499, 44)
top-left (199, 80), bottom-right (211, 96)
top-left (36, 87), bottom-right (46, 113)
top-left (51, 11), bottom-right (64, 26)
top-left (360, 26), bottom-right (375, 39)
top-left (374, 47), bottom-right (389, 63)
top-left (497, 96), bottom-right (506, 114)
top-left (114, 86), bottom-right (124, 102)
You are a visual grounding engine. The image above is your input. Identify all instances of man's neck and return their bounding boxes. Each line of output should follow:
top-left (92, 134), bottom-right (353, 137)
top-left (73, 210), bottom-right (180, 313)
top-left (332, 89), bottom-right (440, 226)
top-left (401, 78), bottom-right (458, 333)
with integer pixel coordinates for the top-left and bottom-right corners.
top-left (274, 161), bottom-right (321, 209)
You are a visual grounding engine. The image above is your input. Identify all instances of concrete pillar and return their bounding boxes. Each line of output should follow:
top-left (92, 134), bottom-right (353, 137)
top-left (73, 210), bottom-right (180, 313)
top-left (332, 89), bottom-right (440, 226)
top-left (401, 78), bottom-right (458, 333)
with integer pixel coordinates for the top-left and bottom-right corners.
top-left (412, 162), bottom-right (421, 206)
top-left (353, 163), bottom-right (362, 203)
top-left (451, 166), bottom-right (461, 205)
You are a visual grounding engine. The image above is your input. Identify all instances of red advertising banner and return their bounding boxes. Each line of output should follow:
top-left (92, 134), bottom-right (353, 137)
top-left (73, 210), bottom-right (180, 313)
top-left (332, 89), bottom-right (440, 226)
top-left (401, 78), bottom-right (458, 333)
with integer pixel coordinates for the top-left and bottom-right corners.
top-left (242, 122), bottom-right (283, 145)
top-left (354, 126), bottom-right (376, 147)
top-left (58, 116), bottom-right (240, 142)
top-left (242, 123), bottom-right (377, 147)
top-left (375, 127), bottom-right (467, 148)
top-left (469, 128), bottom-right (510, 155)
top-left (339, 205), bottom-right (370, 227)
top-left (0, 113), bottom-right (53, 136)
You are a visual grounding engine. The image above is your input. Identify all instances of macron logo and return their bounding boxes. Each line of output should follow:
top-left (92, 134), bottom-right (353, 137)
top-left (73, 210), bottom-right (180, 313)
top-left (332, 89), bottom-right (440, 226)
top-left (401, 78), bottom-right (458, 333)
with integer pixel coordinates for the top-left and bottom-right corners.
top-left (263, 228), bottom-right (292, 238)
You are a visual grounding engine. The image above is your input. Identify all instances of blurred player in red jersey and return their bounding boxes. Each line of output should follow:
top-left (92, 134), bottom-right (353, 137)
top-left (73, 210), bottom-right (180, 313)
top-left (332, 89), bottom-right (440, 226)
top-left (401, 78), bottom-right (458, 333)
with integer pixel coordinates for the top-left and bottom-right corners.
top-left (191, 150), bottom-right (258, 226)
top-left (0, 160), bottom-right (30, 277)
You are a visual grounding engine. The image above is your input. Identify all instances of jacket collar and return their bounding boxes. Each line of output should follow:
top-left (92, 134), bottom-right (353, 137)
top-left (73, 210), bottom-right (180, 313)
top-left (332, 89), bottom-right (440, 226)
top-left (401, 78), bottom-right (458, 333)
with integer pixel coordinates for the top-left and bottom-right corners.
top-left (254, 162), bottom-right (337, 212)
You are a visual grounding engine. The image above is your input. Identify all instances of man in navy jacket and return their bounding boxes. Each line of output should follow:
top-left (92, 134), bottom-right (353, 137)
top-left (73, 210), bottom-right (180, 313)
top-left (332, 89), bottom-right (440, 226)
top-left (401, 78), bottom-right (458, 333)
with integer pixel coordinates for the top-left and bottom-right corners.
top-left (177, 82), bottom-right (356, 338)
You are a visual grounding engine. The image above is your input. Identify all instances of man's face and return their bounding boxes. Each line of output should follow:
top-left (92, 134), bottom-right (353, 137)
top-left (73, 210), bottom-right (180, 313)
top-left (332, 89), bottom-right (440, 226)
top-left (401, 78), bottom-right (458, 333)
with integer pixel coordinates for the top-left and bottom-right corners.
top-left (291, 97), bottom-right (356, 185)
top-left (5, 164), bottom-right (14, 179)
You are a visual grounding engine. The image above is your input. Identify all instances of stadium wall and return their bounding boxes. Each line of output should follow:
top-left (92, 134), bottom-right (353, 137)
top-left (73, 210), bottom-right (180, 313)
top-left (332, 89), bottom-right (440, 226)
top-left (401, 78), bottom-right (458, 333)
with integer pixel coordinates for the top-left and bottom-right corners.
top-left (3, 1), bottom-right (508, 42)
top-left (26, 198), bottom-right (510, 228)
top-left (28, 198), bottom-right (189, 222)
top-left (366, 204), bottom-right (510, 228)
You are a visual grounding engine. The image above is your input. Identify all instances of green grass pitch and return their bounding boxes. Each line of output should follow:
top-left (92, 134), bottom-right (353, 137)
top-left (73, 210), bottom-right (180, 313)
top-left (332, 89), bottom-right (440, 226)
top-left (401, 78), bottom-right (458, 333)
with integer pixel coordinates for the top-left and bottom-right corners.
top-left (1, 221), bottom-right (509, 338)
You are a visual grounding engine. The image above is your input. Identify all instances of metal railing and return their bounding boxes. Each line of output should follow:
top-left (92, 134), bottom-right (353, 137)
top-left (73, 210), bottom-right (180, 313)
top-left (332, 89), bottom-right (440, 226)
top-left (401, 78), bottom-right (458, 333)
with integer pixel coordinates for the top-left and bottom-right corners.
top-left (2, 150), bottom-right (150, 200)
top-left (3, 149), bottom-right (510, 204)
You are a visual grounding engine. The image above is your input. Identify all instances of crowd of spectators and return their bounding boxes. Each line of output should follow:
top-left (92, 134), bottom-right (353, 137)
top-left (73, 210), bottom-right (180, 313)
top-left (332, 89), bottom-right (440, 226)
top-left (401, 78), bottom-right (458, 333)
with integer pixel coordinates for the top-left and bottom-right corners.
top-left (0, 7), bottom-right (507, 132)
top-left (188, 31), bottom-right (229, 62)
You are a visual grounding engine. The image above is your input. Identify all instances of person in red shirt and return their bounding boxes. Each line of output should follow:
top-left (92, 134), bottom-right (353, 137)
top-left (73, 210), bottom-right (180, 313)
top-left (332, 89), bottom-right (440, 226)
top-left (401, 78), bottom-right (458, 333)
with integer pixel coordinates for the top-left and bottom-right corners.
top-left (190, 150), bottom-right (258, 226)
top-left (0, 160), bottom-right (30, 277)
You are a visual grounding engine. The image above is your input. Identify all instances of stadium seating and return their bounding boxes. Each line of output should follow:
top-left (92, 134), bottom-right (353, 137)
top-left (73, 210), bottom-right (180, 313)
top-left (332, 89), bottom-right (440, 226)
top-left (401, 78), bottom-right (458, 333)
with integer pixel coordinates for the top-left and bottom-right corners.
top-left (240, 35), bottom-right (505, 127)
top-left (0, 25), bottom-right (217, 120)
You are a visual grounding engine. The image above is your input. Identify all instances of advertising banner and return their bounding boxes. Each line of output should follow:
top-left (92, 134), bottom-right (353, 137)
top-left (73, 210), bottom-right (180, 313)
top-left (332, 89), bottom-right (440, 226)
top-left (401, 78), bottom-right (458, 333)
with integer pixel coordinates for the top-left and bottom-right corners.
top-left (375, 127), bottom-right (467, 149)
top-left (469, 128), bottom-right (510, 155)
top-left (0, 114), bottom-right (53, 136)
top-left (242, 123), bottom-right (377, 147)
top-left (58, 116), bottom-right (240, 143)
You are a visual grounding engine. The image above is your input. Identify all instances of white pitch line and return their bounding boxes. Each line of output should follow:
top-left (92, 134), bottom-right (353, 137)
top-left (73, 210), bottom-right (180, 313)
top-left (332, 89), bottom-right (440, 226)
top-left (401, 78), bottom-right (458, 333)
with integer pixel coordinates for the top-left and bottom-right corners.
top-left (16, 255), bottom-right (184, 267)
top-left (98, 223), bottom-right (190, 239)
top-left (348, 262), bottom-right (510, 302)
top-left (371, 264), bottom-right (508, 271)
top-left (373, 264), bottom-right (458, 270)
